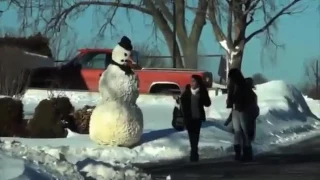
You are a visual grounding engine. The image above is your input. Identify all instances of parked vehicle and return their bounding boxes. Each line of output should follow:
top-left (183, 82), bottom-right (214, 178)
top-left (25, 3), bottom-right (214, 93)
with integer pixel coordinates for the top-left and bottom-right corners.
top-left (28, 48), bottom-right (213, 94)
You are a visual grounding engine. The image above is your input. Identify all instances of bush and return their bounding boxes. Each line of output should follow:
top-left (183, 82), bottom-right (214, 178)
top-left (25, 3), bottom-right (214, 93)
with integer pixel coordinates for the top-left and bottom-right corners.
top-left (0, 97), bottom-right (25, 137)
top-left (27, 97), bottom-right (74, 138)
top-left (72, 105), bottom-right (95, 134)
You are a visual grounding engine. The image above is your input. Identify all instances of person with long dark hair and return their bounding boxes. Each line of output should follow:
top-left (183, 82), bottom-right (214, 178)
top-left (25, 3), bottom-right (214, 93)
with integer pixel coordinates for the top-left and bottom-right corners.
top-left (226, 68), bottom-right (256, 162)
top-left (180, 74), bottom-right (211, 162)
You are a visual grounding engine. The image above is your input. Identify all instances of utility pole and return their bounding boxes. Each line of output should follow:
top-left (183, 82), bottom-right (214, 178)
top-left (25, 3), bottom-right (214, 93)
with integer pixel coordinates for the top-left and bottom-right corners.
top-left (316, 60), bottom-right (319, 95)
top-left (172, 0), bottom-right (177, 68)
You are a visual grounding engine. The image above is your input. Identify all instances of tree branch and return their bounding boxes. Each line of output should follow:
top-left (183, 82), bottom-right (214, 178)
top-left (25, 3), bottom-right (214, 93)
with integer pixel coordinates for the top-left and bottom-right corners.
top-left (245, 0), bottom-right (302, 43)
top-left (142, 0), bottom-right (183, 67)
top-left (207, 0), bottom-right (230, 51)
top-left (175, 0), bottom-right (188, 47)
top-left (226, 0), bottom-right (233, 45)
top-left (189, 0), bottom-right (208, 45)
top-left (44, 1), bottom-right (151, 32)
top-left (155, 1), bottom-right (173, 24)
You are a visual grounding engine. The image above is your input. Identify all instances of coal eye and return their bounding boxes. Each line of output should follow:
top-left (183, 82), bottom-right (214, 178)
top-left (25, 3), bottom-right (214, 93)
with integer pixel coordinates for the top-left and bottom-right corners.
top-left (124, 53), bottom-right (127, 57)
top-left (121, 60), bottom-right (125, 62)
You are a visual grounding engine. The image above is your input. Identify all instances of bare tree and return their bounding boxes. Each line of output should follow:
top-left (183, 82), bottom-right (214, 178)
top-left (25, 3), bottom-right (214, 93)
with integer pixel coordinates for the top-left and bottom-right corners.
top-left (188, 0), bottom-right (309, 69)
top-left (303, 57), bottom-right (320, 99)
top-left (134, 43), bottom-right (168, 68)
top-left (7, 0), bottom-right (211, 69)
top-left (304, 57), bottom-right (319, 87)
top-left (50, 31), bottom-right (78, 60)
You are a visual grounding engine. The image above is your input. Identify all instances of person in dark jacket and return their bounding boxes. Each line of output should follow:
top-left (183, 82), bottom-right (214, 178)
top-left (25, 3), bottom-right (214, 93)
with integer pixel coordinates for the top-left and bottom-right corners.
top-left (226, 69), bottom-right (256, 162)
top-left (224, 77), bottom-right (259, 141)
top-left (180, 74), bottom-right (211, 162)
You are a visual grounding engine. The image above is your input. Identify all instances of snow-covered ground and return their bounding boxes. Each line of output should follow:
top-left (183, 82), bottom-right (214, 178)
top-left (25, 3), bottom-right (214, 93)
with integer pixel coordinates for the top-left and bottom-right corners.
top-left (1, 80), bottom-right (320, 180)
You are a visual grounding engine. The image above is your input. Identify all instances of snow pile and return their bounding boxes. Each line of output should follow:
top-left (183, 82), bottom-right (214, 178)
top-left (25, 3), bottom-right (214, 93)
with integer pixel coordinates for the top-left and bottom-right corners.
top-left (0, 151), bottom-right (62, 180)
top-left (0, 140), bottom-right (151, 180)
top-left (206, 80), bottom-right (320, 151)
top-left (1, 80), bottom-right (320, 178)
top-left (303, 94), bottom-right (320, 118)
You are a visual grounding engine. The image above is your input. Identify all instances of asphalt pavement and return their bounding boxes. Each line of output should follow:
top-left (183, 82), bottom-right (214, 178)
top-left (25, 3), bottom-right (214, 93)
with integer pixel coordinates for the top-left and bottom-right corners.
top-left (141, 135), bottom-right (320, 180)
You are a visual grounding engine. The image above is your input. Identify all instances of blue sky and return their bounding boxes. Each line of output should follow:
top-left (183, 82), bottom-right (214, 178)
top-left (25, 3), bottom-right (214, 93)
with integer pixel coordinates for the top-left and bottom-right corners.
top-left (0, 1), bottom-right (319, 85)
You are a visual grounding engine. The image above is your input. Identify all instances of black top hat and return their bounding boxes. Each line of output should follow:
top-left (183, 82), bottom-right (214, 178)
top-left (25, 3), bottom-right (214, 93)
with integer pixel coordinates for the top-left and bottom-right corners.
top-left (118, 36), bottom-right (133, 51)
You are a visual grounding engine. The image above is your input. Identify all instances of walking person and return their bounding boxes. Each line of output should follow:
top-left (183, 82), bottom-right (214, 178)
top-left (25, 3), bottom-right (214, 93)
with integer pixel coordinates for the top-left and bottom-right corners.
top-left (244, 77), bottom-right (259, 142)
top-left (226, 69), bottom-right (257, 162)
top-left (224, 77), bottom-right (259, 141)
top-left (180, 74), bottom-right (211, 162)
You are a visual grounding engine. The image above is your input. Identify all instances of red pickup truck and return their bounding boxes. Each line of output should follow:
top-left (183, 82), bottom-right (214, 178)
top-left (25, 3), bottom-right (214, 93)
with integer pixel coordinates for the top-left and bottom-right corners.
top-left (28, 48), bottom-right (213, 94)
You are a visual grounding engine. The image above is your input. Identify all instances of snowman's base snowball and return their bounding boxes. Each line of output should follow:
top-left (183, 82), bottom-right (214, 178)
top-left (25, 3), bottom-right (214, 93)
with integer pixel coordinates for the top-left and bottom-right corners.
top-left (89, 101), bottom-right (143, 147)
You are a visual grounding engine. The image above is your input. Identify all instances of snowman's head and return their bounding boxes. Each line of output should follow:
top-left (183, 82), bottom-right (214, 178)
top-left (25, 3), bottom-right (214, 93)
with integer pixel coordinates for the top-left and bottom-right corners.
top-left (112, 36), bottom-right (133, 66)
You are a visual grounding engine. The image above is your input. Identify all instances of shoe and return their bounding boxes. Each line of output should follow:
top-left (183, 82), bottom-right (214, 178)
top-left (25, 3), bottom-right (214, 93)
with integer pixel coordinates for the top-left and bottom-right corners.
top-left (233, 145), bottom-right (241, 161)
top-left (242, 146), bottom-right (253, 162)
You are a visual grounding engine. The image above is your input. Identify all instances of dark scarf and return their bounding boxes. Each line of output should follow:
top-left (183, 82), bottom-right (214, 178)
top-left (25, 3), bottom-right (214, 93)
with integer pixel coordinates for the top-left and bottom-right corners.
top-left (110, 60), bottom-right (134, 76)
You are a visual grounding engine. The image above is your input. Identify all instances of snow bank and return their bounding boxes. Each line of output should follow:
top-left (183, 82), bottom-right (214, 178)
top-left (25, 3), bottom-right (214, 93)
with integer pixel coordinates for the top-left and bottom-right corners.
top-left (206, 80), bottom-right (320, 151)
top-left (0, 140), bottom-right (151, 180)
top-left (303, 94), bottom-right (320, 118)
top-left (0, 151), bottom-right (62, 180)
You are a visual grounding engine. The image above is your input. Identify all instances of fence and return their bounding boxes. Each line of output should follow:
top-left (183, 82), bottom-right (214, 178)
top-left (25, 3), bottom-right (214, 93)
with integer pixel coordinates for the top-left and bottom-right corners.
top-left (138, 54), bottom-right (225, 82)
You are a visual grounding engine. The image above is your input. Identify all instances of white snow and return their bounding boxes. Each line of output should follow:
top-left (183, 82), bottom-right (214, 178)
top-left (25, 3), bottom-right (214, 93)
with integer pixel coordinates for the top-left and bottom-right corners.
top-left (219, 40), bottom-right (230, 53)
top-left (1, 80), bottom-right (320, 179)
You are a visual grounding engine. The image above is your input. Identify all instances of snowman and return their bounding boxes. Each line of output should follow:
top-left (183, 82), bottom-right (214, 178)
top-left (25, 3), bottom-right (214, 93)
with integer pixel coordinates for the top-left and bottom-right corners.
top-left (89, 36), bottom-right (143, 147)
top-left (99, 36), bottom-right (139, 103)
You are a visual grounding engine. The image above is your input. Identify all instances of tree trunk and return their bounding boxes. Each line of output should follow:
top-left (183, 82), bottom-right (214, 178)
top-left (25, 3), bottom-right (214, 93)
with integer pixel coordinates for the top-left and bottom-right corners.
top-left (229, 49), bottom-right (244, 70)
top-left (183, 44), bottom-right (198, 69)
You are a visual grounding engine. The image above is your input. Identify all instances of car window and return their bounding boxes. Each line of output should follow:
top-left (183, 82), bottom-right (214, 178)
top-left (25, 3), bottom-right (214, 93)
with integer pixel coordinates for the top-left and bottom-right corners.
top-left (81, 53), bottom-right (106, 69)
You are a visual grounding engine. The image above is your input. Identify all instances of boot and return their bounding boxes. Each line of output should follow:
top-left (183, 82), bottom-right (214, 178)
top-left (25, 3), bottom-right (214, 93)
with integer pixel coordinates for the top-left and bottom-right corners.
top-left (242, 146), bottom-right (253, 162)
top-left (233, 145), bottom-right (241, 161)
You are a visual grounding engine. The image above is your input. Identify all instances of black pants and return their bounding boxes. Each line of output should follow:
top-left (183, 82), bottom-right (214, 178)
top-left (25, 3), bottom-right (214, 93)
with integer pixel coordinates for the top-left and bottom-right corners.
top-left (186, 120), bottom-right (202, 154)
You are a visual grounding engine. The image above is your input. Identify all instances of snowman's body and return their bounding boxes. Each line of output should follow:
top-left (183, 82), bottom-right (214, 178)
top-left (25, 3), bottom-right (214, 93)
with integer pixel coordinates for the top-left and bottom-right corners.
top-left (89, 36), bottom-right (143, 147)
top-left (99, 64), bottom-right (139, 103)
top-left (89, 101), bottom-right (143, 146)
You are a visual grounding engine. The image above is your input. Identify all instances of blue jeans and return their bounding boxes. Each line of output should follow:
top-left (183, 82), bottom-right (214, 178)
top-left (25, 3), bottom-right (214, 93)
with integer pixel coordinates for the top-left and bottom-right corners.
top-left (232, 109), bottom-right (251, 146)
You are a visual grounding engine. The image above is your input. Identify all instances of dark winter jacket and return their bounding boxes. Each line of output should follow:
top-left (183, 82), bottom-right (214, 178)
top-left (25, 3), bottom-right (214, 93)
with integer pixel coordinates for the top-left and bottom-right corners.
top-left (180, 84), bottom-right (211, 124)
top-left (225, 80), bottom-right (260, 141)
top-left (226, 81), bottom-right (253, 112)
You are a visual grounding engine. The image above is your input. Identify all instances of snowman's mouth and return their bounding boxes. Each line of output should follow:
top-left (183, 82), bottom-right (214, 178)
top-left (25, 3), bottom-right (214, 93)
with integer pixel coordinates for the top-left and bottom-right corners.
top-left (110, 59), bottom-right (133, 75)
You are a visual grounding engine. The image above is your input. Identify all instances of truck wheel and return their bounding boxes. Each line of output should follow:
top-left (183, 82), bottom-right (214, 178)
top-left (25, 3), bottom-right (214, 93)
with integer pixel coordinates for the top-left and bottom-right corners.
top-left (149, 84), bottom-right (181, 95)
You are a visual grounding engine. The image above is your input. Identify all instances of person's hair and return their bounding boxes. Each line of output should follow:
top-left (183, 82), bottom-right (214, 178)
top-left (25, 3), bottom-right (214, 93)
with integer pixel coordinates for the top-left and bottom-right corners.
top-left (191, 74), bottom-right (206, 90)
top-left (228, 68), bottom-right (245, 85)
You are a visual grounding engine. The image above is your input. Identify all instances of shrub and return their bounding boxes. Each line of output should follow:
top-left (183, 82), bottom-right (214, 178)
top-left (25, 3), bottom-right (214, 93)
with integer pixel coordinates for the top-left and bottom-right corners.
top-left (27, 97), bottom-right (74, 138)
top-left (72, 105), bottom-right (95, 134)
top-left (0, 97), bottom-right (25, 137)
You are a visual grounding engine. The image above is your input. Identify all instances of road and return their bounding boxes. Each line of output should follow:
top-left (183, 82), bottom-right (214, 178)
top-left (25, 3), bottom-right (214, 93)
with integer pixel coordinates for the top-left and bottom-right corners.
top-left (141, 135), bottom-right (320, 180)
